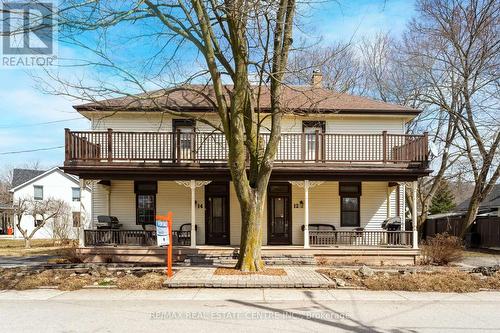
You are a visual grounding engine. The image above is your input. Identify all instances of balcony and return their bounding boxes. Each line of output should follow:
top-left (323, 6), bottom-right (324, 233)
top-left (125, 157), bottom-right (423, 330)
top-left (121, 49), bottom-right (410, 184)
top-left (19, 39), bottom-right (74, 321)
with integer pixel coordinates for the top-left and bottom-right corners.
top-left (65, 130), bottom-right (427, 166)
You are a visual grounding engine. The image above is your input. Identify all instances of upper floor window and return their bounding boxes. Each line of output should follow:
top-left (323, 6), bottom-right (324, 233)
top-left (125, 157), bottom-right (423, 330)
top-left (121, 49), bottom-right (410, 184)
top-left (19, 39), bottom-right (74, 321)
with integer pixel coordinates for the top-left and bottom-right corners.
top-left (33, 185), bottom-right (43, 201)
top-left (339, 182), bottom-right (361, 227)
top-left (303, 121), bottom-right (325, 160)
top-left (72, 187), bottom-right (81, 202)
top-left (173, 119), bottom-right (195, 159)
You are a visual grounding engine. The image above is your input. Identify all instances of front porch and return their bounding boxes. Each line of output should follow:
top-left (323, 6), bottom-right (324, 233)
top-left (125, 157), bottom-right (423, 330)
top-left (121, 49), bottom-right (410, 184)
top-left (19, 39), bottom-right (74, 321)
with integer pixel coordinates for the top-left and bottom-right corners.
top-left (79, 179), bottom-right (419, 250)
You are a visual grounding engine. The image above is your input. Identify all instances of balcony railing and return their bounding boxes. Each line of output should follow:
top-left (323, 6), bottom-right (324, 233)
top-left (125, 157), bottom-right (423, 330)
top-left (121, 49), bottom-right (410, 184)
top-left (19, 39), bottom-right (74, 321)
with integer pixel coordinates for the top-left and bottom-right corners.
top-left (65, 129), bottom-right (428, 166)
top-left (309, 230), bottom-right (414, 247)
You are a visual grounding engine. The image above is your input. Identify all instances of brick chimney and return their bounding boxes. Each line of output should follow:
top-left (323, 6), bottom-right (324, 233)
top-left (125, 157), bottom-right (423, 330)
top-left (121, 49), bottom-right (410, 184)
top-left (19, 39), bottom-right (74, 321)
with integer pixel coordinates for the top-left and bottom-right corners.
top-left (311, 69), bottom-right (323, 88)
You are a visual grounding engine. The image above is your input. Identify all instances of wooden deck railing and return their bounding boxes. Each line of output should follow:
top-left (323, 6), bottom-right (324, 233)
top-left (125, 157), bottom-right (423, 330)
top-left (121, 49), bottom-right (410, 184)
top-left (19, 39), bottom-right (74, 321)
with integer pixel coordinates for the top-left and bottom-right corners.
top-left (83, 229), bottom-right (191, 246)
top-left (309, 230), bottom-right (413, 247)
top-left (66, 129), bottom-right (428, 166)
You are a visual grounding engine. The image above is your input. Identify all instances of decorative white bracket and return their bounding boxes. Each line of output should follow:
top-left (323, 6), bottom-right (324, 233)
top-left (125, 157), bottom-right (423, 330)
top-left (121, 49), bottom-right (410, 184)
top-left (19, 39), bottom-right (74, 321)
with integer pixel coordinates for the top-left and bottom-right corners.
top-left (289, 181), bottom-right (324, 189)
top-left (175, 180), bottom-right (212, 189)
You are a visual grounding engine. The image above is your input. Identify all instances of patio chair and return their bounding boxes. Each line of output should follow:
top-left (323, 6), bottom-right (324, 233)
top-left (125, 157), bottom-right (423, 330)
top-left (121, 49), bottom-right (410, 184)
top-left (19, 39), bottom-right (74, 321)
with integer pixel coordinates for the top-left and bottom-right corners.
top-left (178, 223), bottom-right (197, 246)
top-left (301, 224), bottom-right (336, 245)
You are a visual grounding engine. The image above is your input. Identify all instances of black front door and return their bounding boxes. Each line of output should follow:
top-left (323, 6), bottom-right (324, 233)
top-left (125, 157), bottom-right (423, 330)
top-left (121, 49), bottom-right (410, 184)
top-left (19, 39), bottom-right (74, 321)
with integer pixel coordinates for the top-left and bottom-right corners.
top-left (268, 183), bottom-right (292, 245)
top-left (205, 182), bottom-right (230, 245)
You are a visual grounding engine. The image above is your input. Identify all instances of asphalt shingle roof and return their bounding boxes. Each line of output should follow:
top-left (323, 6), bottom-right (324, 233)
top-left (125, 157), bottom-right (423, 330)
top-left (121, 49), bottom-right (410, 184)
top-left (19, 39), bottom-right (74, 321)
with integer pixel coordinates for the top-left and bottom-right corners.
top-left (74, 84), bottom-right (420, 115)
top-left (11, 169), bottom-right (45, 188)
top-left (455, 184), bottom-right (500, 213)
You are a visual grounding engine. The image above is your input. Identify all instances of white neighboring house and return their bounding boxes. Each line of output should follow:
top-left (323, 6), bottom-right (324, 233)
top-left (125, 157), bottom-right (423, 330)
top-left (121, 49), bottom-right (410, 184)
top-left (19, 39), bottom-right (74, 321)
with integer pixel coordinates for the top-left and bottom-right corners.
top-left (10, 167), bottom-right (91, 240)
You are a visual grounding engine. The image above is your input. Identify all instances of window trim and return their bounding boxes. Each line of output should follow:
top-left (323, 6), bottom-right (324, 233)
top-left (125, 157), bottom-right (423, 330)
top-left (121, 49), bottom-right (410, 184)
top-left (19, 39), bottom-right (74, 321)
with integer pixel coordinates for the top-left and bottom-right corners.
top-left (339, 182), bottom-right (361, 227)
top-left (135, 181), bottom-right (157, 225)
top-left (72, 187), bottom-right (81, 202)
top-left (302, 120), bottom-right (326, 133)
top-left (33, 185), bottom-right (43, 201)
top-left (136, 194), bottom-right (156, 225)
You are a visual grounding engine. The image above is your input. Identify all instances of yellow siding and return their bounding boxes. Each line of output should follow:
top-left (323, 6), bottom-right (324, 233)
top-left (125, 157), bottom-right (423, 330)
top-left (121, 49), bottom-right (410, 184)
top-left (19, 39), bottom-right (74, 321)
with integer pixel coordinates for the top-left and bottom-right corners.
top-left (291, 182), bottom-right (391, 244)
top-left (91, 113), bottom-right (406, 134)
top-left (91, 183), bottom-right (109, 223)
top-left (92, 180), bottom-right (396, 245)
top-left (109, 181), bottom-right (136, 228)
top-left (156, 181), bottom-right (205, 245)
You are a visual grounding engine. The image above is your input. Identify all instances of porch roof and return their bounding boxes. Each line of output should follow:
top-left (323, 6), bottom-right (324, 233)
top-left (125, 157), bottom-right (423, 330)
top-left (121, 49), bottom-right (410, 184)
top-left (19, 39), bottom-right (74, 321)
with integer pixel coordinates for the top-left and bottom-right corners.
top-left (63, 163), bottom-right (430, 182)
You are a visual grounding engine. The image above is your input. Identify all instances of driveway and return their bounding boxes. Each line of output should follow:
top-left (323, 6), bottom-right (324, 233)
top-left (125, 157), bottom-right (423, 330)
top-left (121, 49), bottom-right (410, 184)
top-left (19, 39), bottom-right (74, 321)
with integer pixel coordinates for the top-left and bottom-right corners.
top-left (0, 255), bottom-right (56, 268)
top-left (458, 250), bottom-right (500, 268)
top-left (0, 289), bottom-right (499, 332)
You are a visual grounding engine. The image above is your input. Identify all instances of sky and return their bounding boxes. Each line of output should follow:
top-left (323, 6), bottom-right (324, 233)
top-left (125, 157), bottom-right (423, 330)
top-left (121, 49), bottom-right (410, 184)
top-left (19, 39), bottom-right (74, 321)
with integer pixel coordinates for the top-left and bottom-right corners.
top-left (0, 0), bottom-right (416, 172)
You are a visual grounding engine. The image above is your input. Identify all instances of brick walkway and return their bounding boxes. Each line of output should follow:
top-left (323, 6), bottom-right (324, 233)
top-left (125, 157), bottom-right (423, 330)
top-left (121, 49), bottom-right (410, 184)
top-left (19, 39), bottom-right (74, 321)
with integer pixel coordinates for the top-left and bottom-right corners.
top-left (164, 267), bottom-right (334, 288)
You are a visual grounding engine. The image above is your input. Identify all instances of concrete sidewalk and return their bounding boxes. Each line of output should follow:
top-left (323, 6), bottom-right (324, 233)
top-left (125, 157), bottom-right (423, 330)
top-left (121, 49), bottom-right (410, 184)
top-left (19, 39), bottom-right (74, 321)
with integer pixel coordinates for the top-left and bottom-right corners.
top-left (1, 288), bottom-right (499, 302)
top-left (1, 289), bottom-right (499, 332)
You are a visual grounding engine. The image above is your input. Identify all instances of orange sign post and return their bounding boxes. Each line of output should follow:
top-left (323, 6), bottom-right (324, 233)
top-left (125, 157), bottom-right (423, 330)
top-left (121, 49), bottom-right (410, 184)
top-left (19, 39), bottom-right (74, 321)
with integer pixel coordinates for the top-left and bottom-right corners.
top-left (166, 211), bottom-right (173, 278)
top-left (155, 212), bottom-right (173, 278)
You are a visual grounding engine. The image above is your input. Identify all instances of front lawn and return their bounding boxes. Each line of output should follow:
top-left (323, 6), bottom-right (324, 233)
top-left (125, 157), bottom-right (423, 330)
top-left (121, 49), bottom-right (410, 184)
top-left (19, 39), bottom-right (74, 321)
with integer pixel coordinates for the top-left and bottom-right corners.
top-left (318, 267), bottom-right (500, 293)
top-left (0, 239), bottom-right (76, 257)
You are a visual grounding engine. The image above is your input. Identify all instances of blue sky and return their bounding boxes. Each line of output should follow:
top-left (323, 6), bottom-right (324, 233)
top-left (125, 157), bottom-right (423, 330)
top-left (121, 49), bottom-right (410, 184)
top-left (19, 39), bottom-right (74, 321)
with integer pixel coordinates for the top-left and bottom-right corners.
top-left (0, 0), bottom-right (416, 171)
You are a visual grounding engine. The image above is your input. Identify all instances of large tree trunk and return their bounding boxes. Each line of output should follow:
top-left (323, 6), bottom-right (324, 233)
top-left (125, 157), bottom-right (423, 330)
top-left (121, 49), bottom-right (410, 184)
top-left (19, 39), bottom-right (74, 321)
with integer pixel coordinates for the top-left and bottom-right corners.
top-left (25, 238), bottom-right (31, 249)
top-left (235, 192), bottom-right (266, 271)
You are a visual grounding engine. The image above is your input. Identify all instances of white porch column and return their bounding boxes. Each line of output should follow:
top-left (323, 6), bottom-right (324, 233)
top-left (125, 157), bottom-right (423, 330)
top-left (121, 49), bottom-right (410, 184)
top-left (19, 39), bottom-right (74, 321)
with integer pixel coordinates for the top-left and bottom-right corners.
top-left (190, 180), bottom-right (196, 248)
top-left (290, 180), bottom-right (323, 249)
top-left (175, 180), bottom-right (212, 248)
top-left (412, 181), bottom-right (419, 249)
top-left (78, 179), bottom-right (86, 247)
top-left (304, 180), bottom-right (310, 248)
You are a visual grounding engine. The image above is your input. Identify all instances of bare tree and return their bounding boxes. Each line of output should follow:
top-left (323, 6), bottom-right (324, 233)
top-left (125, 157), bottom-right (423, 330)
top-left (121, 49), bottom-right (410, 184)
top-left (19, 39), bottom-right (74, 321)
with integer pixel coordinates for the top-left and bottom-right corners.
top-left (49, 202), bottom-right (73, 244)
top-left (405, 0), bottom-right (499, 236)
top-left (286, 42), bottom-right (362, 93)
top-left (14, 197), bottom-right (66, 248)
top-left (0, 167), bottom-right (13, 205)
top-left (13, 0), bottom-right (305, 271)
top-left (356, 32), bottom-right (462, 231)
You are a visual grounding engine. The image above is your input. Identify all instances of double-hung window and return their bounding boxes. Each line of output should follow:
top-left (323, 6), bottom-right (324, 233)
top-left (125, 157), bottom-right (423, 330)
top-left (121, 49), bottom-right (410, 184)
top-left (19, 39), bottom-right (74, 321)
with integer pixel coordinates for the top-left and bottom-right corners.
top-left (302, 121), bottom-right (325, 160)
top-left (34, 185), bottom-right (43, 201)
top-left (72, 187), bottom-right (81, 202)
top-left (340, 182), bottom-right (361, 227)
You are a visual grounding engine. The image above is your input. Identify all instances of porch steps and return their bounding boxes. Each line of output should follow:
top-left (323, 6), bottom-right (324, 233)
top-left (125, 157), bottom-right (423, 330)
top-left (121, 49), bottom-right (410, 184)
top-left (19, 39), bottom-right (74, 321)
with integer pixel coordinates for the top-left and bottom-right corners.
top-left (183, 254), bottom-right (316, 266)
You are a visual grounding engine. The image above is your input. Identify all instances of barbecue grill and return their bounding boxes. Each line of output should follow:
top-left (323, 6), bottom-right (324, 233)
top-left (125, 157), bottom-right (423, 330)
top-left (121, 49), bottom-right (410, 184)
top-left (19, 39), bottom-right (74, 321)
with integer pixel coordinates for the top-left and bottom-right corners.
top-left (382, 217), bottom-right (402, 245)
top-left (381, 216), bottom-right (402, 231)
top-left (96, 215), bottom-right (122, 229)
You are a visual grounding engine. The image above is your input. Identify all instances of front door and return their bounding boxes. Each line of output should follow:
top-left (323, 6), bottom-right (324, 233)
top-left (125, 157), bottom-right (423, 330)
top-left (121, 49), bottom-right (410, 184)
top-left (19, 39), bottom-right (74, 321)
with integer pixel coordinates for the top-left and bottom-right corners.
top-left (205, 182), bottom-right (230, 245)
top-left (268, 183), bottom-right (292, 245)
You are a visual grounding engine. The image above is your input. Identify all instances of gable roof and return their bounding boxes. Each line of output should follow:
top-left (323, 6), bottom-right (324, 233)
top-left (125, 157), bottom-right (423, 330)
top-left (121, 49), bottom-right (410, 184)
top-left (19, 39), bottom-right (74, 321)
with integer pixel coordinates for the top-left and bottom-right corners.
top-left (74, 84), bottom-right (420, 116)
top-left (455, 184), bottom-right (500, 213)
top-left (10, 167), bottom-right (82, 193)
top-left (12, 169), bottom-right (45, 188)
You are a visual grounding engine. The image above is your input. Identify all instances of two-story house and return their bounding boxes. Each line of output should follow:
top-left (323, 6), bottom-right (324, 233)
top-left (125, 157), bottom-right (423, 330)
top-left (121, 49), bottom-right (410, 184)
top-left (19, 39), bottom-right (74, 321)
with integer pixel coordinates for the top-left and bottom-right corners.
top-left (10, 167), bottom-right (91, 240)
top-left (65, 81), bottom-right (429, 265)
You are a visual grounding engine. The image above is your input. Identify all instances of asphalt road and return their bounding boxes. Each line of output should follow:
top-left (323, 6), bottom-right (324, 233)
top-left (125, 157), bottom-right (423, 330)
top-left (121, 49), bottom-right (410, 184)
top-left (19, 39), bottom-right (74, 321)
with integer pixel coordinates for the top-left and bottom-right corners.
top-left (0, 289), bottom-right (499, 332)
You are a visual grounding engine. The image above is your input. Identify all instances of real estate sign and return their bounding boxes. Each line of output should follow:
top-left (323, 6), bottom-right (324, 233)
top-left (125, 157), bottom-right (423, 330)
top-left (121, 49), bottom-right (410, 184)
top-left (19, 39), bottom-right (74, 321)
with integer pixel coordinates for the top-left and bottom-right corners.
top-left (155, 218), bottom-right (169, 246)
